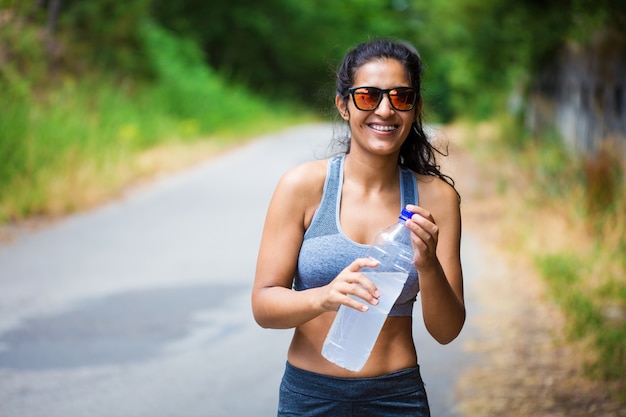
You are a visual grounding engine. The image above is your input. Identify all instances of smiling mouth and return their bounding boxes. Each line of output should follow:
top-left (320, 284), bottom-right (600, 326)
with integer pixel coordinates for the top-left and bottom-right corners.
top-left (369, 124), bottom-right (398, 132)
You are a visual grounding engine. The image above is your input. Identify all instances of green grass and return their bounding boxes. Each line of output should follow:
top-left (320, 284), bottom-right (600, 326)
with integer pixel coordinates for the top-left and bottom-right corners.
top-left (0, 20), bottom-right (314, 221)
top-left (464, 115), bottom-right (626, 401)
top-left (537, 252), bottom-right (626, 390)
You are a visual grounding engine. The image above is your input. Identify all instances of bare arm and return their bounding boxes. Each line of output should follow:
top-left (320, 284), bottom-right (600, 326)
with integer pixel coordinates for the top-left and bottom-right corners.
top-left (252, 162), bottom-right (380, 329)
top-left (405, 180), bottom-right (465, 344)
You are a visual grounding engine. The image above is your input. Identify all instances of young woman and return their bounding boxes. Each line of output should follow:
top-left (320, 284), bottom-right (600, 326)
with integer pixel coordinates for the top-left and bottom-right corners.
top-left (252, 39), bottom-right (465, 416)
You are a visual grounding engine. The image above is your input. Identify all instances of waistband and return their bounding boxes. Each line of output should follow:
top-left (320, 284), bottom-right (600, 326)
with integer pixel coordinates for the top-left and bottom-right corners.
top-left (281, 361), bottom-right (425, 401)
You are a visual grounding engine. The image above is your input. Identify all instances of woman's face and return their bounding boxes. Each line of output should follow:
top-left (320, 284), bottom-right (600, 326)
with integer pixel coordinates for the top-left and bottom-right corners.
top-left (336, 58), bottom-right (420, 157)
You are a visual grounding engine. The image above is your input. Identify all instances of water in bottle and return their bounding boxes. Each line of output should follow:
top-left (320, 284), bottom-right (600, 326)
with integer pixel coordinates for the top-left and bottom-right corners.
top-left (322, 208), bottom-right (415, 371)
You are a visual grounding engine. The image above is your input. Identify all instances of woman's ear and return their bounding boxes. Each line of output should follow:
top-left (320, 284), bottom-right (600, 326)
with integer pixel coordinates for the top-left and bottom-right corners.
top-left (336, 95), bottom-right (349, 121)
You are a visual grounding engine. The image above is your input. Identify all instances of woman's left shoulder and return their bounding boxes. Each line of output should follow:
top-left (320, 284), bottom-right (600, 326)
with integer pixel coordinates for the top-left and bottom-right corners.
top-left (415, 174), bottom-right (459, 203)
top-left (414, 174), bottom-right (460, 218)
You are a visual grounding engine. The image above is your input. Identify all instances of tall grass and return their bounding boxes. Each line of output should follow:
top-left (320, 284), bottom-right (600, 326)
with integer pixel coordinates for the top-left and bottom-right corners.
top-left (492, 116), bottom-right (626, 400)
top-left (0, 20), bottom-right (311, 221)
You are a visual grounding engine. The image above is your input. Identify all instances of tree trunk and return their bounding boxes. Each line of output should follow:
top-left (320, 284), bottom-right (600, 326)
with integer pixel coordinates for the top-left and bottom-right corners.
top-left (46, 0), bottom-right (62, 36)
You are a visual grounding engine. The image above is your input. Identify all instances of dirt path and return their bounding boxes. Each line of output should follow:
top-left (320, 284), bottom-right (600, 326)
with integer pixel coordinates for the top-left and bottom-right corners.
top-left (440, 125), bottom-right (626, 416)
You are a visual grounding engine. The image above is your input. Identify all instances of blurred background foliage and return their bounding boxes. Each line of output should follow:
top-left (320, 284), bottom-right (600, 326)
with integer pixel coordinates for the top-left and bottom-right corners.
top-left (4, 0), bottom-right (625, 121)
top-left (1, 0), bottom-right (626, 402)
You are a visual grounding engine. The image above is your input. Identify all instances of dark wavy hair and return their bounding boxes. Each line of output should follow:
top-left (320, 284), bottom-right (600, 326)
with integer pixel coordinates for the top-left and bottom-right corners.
top-left (335, 39), bottom-right (456, 192)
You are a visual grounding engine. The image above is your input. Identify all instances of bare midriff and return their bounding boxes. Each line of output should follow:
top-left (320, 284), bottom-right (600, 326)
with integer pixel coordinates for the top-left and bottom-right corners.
top-left (287, 312), bottom-right (417, 378)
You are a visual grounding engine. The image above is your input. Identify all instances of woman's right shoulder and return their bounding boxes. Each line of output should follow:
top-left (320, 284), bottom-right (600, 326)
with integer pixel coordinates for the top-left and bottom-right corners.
top-left (276, 159), bottom-right (329, 196)
top-left (270, 159), bottom-right (330, 223)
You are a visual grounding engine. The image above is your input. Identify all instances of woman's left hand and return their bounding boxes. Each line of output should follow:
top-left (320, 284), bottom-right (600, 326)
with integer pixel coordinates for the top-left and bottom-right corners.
top-left (404, 204), bottom-right (439, 270)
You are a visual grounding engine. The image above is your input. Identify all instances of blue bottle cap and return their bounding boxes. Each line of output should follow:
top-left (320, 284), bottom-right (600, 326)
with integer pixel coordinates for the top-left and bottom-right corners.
top-left (399, 208), bottom-right (413, 221)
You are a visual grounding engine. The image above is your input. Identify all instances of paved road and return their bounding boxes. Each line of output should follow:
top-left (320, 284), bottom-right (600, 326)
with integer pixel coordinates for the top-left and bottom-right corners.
top-left (0, 124), bottom-right (482, 417)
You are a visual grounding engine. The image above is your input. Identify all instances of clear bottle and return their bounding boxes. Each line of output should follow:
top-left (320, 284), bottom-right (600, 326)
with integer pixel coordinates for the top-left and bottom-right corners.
top-left (322, 208), bottom-right (415, 371)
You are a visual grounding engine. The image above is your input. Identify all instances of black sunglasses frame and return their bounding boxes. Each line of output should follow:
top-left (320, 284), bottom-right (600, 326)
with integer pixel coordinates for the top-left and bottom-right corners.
top-left (348, 86), bottom-right (418, 112)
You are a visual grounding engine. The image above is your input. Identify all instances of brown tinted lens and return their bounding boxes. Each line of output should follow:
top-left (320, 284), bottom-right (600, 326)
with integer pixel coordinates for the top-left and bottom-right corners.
top-left (389, 88), bottom-right (416, 110)
top-left (354, 88), bottom-right (382, 110)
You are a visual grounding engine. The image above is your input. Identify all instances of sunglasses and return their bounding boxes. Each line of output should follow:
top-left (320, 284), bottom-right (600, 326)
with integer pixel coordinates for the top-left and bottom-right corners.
top-left (348, 86), bottom-right (418, 112)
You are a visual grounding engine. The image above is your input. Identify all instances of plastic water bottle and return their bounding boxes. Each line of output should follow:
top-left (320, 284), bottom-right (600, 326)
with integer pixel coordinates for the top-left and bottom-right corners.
top-left (322, 208), bottom-right (415, 371)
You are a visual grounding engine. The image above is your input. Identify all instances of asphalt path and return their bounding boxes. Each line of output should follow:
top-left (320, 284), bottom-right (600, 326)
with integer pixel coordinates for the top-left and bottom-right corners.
top-left (0, 123), bottom-right (483, 417)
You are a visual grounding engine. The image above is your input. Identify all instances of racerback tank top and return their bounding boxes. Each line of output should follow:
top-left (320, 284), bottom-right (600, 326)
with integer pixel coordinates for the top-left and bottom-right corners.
top-left (294, 154), bottom-right (419, 316)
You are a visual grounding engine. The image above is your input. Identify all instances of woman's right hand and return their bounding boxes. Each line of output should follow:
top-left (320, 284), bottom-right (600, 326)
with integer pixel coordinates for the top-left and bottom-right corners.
top-left (319, 258), bottom-right (381, 312)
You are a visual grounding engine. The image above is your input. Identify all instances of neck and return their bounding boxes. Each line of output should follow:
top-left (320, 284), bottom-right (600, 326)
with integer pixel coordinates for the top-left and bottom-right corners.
top-left (343, 152), bottom-right (399, 191)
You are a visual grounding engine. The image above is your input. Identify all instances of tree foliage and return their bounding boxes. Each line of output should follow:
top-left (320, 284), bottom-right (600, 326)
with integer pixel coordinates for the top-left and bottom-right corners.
top-left (2, 0), bottom-right (624, 119)
top-left (409, 0), bottom-right (626, 118)
top-left (149, 0), bottom-right (625, 118)
top-left (151, 0), bottom-right (416, 111)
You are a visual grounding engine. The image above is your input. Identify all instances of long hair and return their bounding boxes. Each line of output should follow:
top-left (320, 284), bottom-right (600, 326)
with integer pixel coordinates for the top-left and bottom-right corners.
top-left (335, 39), bottom-right (457, 193)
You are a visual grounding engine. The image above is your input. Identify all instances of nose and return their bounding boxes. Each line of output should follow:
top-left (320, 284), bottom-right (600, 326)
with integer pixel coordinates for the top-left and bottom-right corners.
top-left (375, 93), bottom-right (395, 116)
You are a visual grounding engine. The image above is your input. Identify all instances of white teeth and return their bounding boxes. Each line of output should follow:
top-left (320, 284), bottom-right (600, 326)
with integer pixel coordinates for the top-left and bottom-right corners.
top-left (370, 124), bottom-right (397, 132)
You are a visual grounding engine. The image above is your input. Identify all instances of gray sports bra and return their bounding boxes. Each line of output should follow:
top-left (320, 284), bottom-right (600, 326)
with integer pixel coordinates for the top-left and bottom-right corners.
top-left (294, 155), bottom-right (420, 316)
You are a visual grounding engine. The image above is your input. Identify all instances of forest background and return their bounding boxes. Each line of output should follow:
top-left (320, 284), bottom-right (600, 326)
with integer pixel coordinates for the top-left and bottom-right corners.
top-left (1, 0), bottom-right (625, 402)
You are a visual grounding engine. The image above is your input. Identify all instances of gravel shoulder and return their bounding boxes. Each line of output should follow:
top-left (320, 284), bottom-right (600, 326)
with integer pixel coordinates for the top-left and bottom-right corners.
top-left (441, 125), bottom-right (626, 417)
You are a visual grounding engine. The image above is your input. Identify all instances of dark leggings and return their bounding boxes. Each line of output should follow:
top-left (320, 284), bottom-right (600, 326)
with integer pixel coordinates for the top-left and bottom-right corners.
top-left (277, 362), bottom-right (431, 416)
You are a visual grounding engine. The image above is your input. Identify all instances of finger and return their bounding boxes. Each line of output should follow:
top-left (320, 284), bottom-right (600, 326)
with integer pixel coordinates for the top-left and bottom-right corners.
top-left (350, 279), bottom-right (380, 305)
top-left (406, 208), bottom-right (436, 227)
top-left (342, 293), bottom-right (374, 312)
top-left (335, 268), bottom-right (380, 304)
top-left (405, 204), bottom-right (436, 224)
top-left (405, 212), bottom-right (439, 240)
top-left (356, 271), bottom-right (381, 299)
top-left (346, 257), bottom-right (379, 272)
top-left (336, 273), bottom-right (380, 305)
top-left (347, 293), bottom-right (380, 311)
top-left (410, 221), bottom-right (438, 245)
top-left (349, 261), bottom-right (381, 292)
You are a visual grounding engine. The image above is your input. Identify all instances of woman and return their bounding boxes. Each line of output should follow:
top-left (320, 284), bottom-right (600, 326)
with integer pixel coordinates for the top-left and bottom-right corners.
top-left (252, 39), bottom-right (465, 416)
